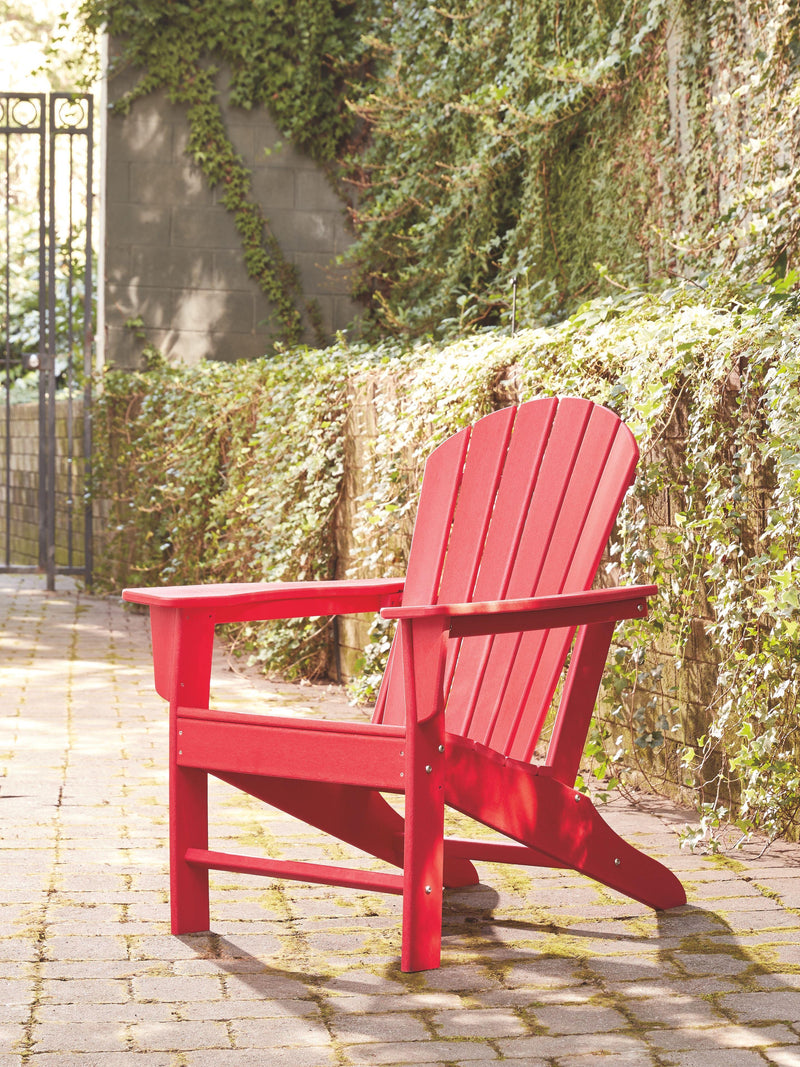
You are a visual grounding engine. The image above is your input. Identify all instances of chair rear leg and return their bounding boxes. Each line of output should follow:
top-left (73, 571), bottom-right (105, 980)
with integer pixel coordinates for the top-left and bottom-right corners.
top-left (170, 765), bottom-right (211, 934)
top-left (446, 744), bottom-right (686, 911)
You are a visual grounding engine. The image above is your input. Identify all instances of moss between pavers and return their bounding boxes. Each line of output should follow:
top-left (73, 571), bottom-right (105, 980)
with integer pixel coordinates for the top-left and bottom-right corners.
top-left (703, 852), bottom-right (749, 875)
top-left (750, 880), bottom-right (800, 922)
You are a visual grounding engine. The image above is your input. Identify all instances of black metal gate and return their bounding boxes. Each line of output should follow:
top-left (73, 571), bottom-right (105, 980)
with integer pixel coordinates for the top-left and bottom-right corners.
top-left (1, 92), bottom-right (93, 590)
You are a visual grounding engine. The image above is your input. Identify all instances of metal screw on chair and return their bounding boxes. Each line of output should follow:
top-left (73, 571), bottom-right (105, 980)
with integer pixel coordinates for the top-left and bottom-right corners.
top-left (425, 886), bottom-right (432, 894)
top-left (438, 745), bottom-right (444, 753)
top-left (425, 765), bottom-right (433, 773)
top-left (614, 858), bottom-right (621, 866)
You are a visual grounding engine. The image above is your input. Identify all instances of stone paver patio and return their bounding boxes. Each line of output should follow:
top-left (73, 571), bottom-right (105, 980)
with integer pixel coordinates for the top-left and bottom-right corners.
top-left (2, 573), bottom-right (800, 1066)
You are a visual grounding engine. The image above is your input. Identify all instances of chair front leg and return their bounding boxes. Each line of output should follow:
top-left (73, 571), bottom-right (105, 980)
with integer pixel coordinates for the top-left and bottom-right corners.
top-left (170, 764), bottom-right (210, 934)
top-left (155, 606), bottom-right (215, 935)
top-left (398, 617), bottom-right (448, 972)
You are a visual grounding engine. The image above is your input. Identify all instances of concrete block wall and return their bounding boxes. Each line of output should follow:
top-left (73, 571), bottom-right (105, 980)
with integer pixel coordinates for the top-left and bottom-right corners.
top-left (0, 400), bottom-right (88, 570)
top-left (104, 61), bottom-right (361, 368)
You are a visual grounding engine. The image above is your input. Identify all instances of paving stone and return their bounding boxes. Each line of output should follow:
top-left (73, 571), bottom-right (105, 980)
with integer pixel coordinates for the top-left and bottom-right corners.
top-left (28, 1020), bottom-right (131, 1053)
top-left (37, 1001), bottom-right (175, 1024)
top-left (646, 1023), bottom-right (799, 1051)
top-left (231, 1015), bottom-right (334, 1047)
top-left (497, 1031), bottom-right (651, 1058)
top-left (666, 1053), bottom-right (775, 1066)
top-left (43, 935), bottom-right (131, 961)
top-left (24, 1057), bottom-right (173, 1066)
top-left (416, 963), bottom-right (503, 993)
top-left (677, 952), bottom-right (753, 976)
top-left (625, 993), bottom-right (727, 1028)
top-left (132, 974), bottom-right (224, 1002)
top-left (530, 1002), bottom-right (630, 1035)
top-left (184, 1051), bottom-right (340, 1066)
top-left (0, 938), bottom-right (39, 963)
top-left (561, 1053), bottom-right (660, 1065)
top-left (342, 1040), bottom-right (501, 1064)
top-left (38, 961), bottom-right (144, 980)
top-left (0, 1019), bottom-right (25, 1051)
top-left (585, 955), bottom-right (671, 981)
top-left (330, 1011), bottom-right (432, 1044)
top-left (5, 573), bottom-right (800, 1065)
top-left (321, 970), bottom-right (410, 996)
top-left (0, 980), bottom-right (35, 1006)
top-left (328, 992), bottom-right (463, 1014)
top-left (501, 957), bottom-right (584, 988)
top-left (128, 1019), bottom-right (233, 1051)
top-left (755, 973), bottom-right (800, 991)
top-left (765, 1049), bottom-right (800, 1067)
top-left (720, 992), bottom-right (800, 1024)
top-left (431, 1008), bottom-right (527, 1038)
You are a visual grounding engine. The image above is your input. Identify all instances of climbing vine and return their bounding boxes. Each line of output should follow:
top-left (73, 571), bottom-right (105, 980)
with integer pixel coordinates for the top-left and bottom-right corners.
top-left (343, 0), bottom-right (800, 336)
top-left (345, 0), bottom-right (670, 334)
top-left (95, 345), bottom-right (351, 676)
top-left (69, 1), bottom-right (800, 340)
top-left (339, 282), bottom-right (800, 845)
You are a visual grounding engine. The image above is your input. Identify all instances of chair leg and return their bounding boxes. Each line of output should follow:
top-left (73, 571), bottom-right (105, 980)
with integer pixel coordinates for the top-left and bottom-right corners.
top-left (170, 765), bottom-right (211, 934)
top-left (401, 716), bottom-right (446, 972)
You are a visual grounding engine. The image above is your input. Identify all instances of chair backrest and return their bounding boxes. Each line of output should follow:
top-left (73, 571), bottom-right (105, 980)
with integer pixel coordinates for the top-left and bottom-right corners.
top-left (372, 397), bottom-right (639, 762)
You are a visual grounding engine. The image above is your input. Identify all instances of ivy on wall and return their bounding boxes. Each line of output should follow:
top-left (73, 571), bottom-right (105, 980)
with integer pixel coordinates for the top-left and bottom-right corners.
top-left (95, 346), bottom-right (350, 676)
top-left (72, 1), bottom-right (800, 344)
top-left (95, 278), bottom-right (800, 845)
top-left (345, 0), bottom-right (667, 334)
top-left (77, 0), bottom-right (373, 345)
top-left (344, 0), bottom-right (800, 336)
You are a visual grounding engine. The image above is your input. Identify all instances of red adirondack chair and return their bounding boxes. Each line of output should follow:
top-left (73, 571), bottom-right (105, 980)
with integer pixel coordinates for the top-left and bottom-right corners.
top-left (123, 397), bottom-right (686, 972)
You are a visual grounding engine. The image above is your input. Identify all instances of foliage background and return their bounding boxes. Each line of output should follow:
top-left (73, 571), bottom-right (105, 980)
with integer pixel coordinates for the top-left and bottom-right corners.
top-left (4, 0), bottom-right (799, 844)
top-left (346, 0), bottom-right (800, 334)
top-left (70, 1), bottom-right (800, 339)
top-left (46, 0), bottom-right (800, 846)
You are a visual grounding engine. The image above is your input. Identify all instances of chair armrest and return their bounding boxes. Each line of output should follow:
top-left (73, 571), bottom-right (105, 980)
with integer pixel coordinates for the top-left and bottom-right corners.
top-left (124, 578), bottom-right (406, 703)
top-left (122, 577), bottom-right (406, 625)
top-left (382, 584), bottom-right (656, 639)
